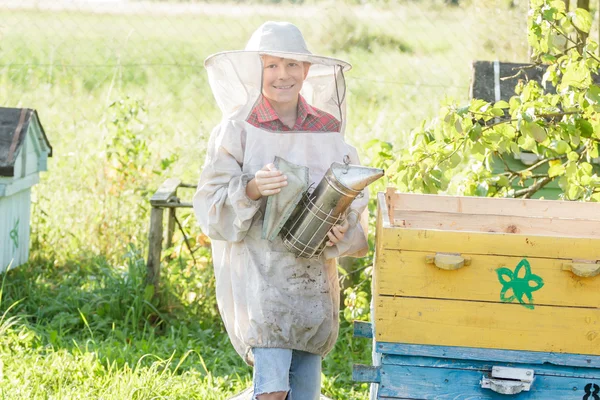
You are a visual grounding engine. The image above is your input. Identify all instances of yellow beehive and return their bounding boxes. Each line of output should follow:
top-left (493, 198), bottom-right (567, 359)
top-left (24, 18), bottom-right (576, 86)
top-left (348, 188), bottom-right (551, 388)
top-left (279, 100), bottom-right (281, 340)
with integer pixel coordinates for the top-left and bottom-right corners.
top-left (374, 188), bottom-right (600, 356)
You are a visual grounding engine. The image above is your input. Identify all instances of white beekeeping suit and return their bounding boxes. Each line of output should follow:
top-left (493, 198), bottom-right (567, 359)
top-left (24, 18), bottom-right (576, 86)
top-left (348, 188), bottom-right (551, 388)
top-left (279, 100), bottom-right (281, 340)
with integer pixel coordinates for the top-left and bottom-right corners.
top-left (193, 21), bottom-right (369, 365)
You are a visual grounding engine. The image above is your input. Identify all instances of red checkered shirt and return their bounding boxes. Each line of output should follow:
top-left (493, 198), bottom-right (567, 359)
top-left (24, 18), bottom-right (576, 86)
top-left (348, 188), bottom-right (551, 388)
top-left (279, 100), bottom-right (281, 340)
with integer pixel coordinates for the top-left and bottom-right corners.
top-left (246, 95), bottom-right (341, 132)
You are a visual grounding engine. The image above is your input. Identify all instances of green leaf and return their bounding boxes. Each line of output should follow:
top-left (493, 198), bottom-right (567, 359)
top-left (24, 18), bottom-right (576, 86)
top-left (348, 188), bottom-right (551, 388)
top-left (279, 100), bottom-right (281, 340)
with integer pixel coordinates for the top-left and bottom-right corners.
top-left (572, 8), bottom-right (592, 34)
top-left (476, 181), bottom-right (489, 197)
top-left (529, 122), bottom-right (547, 143)
top-left (580, 162), bottom-right (593, 176)
top-left (491, 107), bottom-right (505, 117)
top-left (548, 163), bottom-right (566, 177)
top-left (577, 119), bottom-right (593, 138)
top-left (567, 151), bottom-right (580, 162)
top-left (549, 140), bottom-right (570, 155)
top-left (494, 100), bottom-right (510, 109)
top-left (561, 61), bottom-right (592, 89)
top-left (585, 86), bottom-right (600, 104)
top-left (568, 184), bottom-right (583, 200)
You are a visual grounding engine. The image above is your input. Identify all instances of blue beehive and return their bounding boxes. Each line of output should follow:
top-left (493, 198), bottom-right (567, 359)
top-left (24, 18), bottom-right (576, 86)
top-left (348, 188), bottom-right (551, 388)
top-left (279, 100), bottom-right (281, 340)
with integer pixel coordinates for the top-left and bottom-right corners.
top-left (0, 107), bottom-right (52, 272)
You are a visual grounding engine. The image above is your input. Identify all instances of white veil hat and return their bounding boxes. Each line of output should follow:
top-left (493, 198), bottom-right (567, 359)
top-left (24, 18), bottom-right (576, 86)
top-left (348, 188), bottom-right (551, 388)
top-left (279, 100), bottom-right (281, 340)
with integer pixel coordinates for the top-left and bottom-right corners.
top-left (205, 21), bottom-right (351, 129)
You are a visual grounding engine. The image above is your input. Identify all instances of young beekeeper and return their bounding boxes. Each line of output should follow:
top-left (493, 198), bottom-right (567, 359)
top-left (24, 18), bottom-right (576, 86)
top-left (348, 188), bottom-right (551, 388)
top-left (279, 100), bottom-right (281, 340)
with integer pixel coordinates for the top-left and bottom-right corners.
top-left (193, 21), bottom-right (369, 400)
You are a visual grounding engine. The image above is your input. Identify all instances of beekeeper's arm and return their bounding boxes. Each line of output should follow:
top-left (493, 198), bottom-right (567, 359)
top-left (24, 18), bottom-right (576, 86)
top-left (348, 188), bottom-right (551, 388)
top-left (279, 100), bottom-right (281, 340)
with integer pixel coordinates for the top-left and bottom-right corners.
top-left (193, 121), bottom-right (262, 242)
top-left (323, 147), bottom-right (370, 259)
top-left (322, 191), bottom-right (369, 259)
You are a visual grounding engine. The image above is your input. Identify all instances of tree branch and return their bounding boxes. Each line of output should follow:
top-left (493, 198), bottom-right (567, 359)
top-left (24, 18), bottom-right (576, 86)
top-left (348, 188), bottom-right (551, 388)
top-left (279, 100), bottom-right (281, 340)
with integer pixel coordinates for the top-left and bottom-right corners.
top-left (514, 175), bottom-right (554, 198)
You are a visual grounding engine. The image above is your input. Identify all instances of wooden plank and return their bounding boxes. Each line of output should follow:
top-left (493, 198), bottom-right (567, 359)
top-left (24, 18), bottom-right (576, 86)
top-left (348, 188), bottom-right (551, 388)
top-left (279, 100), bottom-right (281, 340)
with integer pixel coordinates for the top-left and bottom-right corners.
top-left (380, 353), bottom-right (600, 378)
top-left (146, 207), bottom-right (164, 289)
top-left (376, 250), bottom-right (600, 308)
top-left (375, 296), bottom-right (600, 356)
top-left (166, 208), bottom-right (175, 248)
top-left (0, 173), bottom-right (39, 197)
top-left (380, 226), bottom-right (600, 260)
top-left (385, 191), bottom-right (600, 221)
top-left (393, 209), bottom-right (600, 238)
top-left (352, 364), bottom-right (381, 383)
top-left (150, 178), bottom-right (181, 205)
top-left (149, 201), bottom-right (192, 208)
top-left (376, 342), bottom-right (600, 369)
top-left (376, 363), bottom-right (600, 399)
top-left (354, 321), bottom-right (373, 339)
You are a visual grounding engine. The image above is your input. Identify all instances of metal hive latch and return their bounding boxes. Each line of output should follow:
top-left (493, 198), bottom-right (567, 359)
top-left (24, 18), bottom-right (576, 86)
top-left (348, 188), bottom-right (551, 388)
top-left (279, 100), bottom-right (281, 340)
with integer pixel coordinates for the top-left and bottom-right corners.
top-left (480, 366), bottom-right (535, 395)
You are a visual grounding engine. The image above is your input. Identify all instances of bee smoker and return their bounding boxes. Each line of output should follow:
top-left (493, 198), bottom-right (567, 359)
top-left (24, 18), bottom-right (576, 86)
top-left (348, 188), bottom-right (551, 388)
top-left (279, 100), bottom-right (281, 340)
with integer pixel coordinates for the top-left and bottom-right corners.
top-left (280, 160), bottom-right (384, 258)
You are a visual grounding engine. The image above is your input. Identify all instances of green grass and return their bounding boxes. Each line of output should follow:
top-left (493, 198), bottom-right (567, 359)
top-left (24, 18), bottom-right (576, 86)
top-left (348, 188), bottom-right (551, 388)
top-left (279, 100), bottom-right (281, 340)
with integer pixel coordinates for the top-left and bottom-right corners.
top-left (0, 1), bottom-right (527, 398)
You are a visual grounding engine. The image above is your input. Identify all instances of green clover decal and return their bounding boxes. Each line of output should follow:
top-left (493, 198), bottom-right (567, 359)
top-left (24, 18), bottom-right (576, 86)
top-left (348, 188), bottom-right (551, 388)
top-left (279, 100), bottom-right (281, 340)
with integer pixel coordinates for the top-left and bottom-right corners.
top-left (9, 218), bottom-right (19, 251)
top-left (496, 259), bottom-right (544, 310)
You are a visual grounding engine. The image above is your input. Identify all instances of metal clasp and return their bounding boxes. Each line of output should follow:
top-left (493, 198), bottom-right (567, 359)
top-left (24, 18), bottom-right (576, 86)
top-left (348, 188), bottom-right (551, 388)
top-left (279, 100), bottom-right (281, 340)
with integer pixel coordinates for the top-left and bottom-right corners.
top-left (480, 366), bottom-right (534, 395)
top-left (342, 155), bottom-right (350, 174)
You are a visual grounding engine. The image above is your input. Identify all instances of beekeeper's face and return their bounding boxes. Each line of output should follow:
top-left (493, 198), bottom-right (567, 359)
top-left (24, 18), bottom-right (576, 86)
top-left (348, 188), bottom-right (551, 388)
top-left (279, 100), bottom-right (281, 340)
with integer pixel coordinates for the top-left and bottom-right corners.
top-left (261, 55), bottom-right (310, 106)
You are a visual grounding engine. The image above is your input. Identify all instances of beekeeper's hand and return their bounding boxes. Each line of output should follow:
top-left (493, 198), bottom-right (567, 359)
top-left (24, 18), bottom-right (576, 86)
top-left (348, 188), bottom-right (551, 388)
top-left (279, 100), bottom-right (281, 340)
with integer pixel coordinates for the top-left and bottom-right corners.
top-left (246, 163), bottom-right (288, 200)
top-left (326, 220), bottom-right (349, 246)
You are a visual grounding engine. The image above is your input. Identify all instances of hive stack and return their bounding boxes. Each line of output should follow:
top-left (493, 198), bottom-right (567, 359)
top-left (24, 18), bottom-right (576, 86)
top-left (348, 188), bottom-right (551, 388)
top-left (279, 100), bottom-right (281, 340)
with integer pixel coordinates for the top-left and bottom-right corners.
top-left (353, 188), bottom-right (600, 399)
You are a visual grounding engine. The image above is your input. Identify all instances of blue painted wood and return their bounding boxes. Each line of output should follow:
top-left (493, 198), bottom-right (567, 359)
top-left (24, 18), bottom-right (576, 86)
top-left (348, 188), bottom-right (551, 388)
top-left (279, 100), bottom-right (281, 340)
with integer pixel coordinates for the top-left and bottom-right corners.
top-left (380, 354), bottom-right (600, 379)
top-left (377, 363), bottom-right (600, 399)
top-left (353, 320), bottom-right (373, 339)
top-left (353, 364), bottom-right (381, 383)
top-left (376, 341), bottom-right (600, 369)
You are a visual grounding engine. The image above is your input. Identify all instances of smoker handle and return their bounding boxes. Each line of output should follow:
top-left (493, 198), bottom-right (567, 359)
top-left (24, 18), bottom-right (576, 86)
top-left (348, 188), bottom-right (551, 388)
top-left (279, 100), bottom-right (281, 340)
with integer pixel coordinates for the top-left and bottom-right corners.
top-left (562, 261), bottom-right (600, 278)
top-left (425, 253), bottom-right (471, 270)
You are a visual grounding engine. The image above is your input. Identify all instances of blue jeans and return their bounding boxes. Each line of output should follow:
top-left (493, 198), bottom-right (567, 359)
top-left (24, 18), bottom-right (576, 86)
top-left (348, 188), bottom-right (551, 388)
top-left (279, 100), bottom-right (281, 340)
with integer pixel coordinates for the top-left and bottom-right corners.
top-left (252, 348), bottom-right (321, 400)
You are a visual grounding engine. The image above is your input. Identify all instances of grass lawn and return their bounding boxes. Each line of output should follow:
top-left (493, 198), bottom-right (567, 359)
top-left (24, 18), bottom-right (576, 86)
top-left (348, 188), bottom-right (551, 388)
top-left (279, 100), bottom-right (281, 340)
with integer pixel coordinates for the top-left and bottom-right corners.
top-left (0, 1), bottom-right (526, 398)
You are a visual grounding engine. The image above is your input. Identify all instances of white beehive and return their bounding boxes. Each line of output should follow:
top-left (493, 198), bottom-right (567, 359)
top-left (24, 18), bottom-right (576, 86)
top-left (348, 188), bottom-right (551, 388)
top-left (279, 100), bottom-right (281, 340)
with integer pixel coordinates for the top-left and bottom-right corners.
top-left (0, 107), bottom-right (52, 272)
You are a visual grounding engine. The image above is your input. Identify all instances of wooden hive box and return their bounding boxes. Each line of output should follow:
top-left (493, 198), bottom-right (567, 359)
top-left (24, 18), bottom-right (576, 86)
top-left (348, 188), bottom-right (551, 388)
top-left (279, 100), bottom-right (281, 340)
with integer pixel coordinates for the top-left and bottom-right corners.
top-left (0, 108), bottom-right (52, 272)
top-left (353, 188), bottom-right (600, 399)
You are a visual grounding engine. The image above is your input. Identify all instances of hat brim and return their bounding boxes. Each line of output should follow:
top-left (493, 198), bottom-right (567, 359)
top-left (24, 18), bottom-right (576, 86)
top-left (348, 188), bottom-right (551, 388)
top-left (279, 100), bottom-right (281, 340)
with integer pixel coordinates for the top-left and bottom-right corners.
top-left (205, 50), bottom-right (352, 74)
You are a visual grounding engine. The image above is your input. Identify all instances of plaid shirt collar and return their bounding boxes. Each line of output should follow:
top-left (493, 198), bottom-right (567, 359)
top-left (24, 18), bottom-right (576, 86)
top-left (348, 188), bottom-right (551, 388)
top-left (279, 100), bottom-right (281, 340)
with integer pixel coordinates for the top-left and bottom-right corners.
top-left (254, 95), bottom-right (318, 126)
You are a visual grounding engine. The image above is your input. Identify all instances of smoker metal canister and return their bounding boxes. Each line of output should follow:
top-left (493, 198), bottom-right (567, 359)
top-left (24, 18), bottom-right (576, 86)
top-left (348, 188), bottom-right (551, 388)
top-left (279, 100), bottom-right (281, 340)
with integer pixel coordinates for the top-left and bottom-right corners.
top-left (281, 161), bottom-right (384, 258)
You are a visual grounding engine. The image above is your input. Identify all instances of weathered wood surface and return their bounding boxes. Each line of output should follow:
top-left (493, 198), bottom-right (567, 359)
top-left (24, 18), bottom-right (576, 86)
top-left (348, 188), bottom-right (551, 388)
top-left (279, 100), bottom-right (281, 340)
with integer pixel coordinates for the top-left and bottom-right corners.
top-left (150, 177), bottom-right (181, 205)
top-left (146, 206), bottom-right (164, 288)
top-left (380, 353), bottom-right (600, 378)
top-left (353, 320), bottom-right (373, 339)
top-left (375, 341), bottom-right (600, 369)
top-left (377, 250), bottom-right (600, 307)
top-left (375, 296), bottom-right (600, 355)
top-left (379, 224), bottom-right (600, 261)
top-left (375, 362), bottom-right (600, 399)
top-left (146, 178), bottom-right (195, 290)
top-left (394, 209), bottom-right (600, 238)
top-left (385, 189), bottom-right (600, 221)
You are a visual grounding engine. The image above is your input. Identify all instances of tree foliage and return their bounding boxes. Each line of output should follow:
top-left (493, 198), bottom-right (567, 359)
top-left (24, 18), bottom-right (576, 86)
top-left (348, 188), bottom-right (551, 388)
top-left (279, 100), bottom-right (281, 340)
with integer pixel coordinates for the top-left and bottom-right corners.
top-left (368, 0), bottom-right (600, 201)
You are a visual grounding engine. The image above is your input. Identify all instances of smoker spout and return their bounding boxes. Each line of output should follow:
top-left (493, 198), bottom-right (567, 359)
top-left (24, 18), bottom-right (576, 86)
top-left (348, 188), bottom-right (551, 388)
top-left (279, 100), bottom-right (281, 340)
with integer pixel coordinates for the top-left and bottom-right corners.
top-left (331, 163), bottom-right (385, 192)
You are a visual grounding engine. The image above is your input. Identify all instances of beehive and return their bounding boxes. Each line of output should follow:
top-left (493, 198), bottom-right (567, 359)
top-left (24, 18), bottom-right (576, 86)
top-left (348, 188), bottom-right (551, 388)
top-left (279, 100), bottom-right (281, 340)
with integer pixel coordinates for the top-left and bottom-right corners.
top-left (354, 188), bottom-right (600, 399)
top-left (0, 108), bottom-right (52, 271)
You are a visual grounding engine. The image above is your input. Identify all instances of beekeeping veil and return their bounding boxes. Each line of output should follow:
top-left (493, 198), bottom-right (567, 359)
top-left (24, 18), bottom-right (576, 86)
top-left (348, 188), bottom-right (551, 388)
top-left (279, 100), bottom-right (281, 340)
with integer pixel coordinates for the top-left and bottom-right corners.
top-left (205, 21), bottom-right (352, 243)
top-left (204, 20), bottom-right (351, 130)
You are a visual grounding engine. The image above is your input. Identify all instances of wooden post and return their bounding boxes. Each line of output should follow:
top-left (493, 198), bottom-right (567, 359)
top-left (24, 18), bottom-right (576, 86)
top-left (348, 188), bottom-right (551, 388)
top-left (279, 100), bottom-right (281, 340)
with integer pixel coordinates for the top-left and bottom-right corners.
top-left (146, 206), bottom-right (164, 289)
top-left (166, 207), bottom-right (176, 248)
top-left (146, 178), bottom-right (182, 291)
